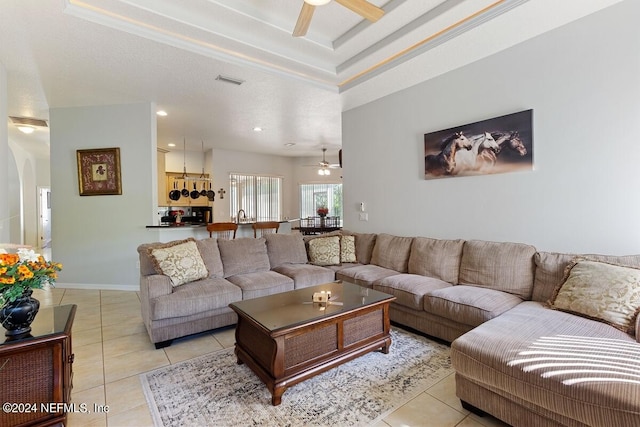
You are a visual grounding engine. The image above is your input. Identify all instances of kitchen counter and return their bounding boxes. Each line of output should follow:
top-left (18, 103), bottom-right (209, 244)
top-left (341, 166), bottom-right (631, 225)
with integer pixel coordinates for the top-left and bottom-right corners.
top-left (145, 224), bottom-right (207, 229)
top-left (145, 219), bottom-right (295, 241)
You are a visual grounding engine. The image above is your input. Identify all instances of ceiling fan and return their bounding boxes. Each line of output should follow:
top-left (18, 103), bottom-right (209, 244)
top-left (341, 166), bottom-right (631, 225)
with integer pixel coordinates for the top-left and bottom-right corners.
top-left (293, 0), bottom-right (385, 37)
top-left (305, 148), bottom-right (341, 175)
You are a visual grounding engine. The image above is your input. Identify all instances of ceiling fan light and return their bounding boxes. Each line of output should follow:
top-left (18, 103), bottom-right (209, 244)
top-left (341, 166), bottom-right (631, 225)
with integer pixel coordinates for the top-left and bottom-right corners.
top-left (305, 0), bottom-right (331, 5)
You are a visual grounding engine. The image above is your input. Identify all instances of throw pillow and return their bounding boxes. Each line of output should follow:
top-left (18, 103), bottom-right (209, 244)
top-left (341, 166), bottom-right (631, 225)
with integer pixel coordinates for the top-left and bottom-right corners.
top-left (549, 258), bottom-right (640, 333)
top-left (340, 235), bottom-right (356, 263)
top-left (150, 239), bottom-right (208, 287)
top-left (308, 236), bottom-right (341, 266)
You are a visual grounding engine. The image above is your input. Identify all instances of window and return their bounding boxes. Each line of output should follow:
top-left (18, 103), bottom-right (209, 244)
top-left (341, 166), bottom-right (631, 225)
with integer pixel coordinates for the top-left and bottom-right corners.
top-left (230, 173), bottom-right (282, 221)
top-left (300, 183), bottom-right (342, 219)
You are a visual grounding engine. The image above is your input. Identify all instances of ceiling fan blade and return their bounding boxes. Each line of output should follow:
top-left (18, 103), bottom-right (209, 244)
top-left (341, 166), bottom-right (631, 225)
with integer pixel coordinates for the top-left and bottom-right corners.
top-left (293, 2), bottom-right (315, 37)
top-left (335, 0), bottom-right (384, 22)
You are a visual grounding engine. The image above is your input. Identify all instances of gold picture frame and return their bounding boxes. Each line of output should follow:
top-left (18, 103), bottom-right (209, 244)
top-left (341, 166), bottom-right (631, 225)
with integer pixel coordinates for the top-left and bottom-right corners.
top-left (76, 147), bottom-right (122, 196)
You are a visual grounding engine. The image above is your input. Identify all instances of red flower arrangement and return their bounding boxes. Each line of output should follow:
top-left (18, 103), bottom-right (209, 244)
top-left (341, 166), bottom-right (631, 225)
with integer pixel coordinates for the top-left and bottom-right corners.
top-left (317, 207), bottom-right (329, 217)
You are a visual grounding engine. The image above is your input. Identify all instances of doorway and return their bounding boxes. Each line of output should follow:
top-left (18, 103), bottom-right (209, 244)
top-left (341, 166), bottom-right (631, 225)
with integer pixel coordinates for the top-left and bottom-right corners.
top-left (38, 186), bottom-right (51, 249)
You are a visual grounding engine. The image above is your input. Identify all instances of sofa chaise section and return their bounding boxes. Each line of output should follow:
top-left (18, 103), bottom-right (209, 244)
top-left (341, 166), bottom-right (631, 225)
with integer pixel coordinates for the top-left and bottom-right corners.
top-left (452, 301), bottom-right (640, 427)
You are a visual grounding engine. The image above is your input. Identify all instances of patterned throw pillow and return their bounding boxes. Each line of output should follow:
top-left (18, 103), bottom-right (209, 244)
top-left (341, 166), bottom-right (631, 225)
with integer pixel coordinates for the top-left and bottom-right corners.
top-left (308, 236), bottom-right (341, 266)
top-left (550, 258), bottom-right (640, 333)
top-left (340, 235), bottom-right (356, 263)
top-left (150, 239), bottom-right (208, 287)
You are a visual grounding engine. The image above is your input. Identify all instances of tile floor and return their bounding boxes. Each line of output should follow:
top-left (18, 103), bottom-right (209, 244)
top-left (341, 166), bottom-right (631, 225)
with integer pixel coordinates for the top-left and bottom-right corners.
top-left (32, 287), bottom-right (509, 427)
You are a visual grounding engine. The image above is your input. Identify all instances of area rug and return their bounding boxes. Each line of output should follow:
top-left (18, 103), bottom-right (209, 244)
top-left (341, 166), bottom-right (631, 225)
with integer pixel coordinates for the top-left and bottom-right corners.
top-left (140, 328), bottom-right (453, 427)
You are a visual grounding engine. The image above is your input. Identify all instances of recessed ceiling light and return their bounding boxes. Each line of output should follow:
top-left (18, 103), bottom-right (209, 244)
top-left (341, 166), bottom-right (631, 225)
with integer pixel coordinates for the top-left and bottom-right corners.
top-left (284, 143), bottom-right (295, 147)
top-left (168, 143), bottom-right (176, 147)
top-left (253, 127), bottom-right (263, 132)
top-left (156, 110), bottom-right (168, 116)
top-left (17, 125), bottom-right (36, 134)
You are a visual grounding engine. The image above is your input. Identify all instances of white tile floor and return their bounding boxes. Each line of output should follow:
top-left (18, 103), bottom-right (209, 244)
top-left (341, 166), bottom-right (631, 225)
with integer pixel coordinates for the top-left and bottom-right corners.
top-left (32, 287), bottom-right (509, 427)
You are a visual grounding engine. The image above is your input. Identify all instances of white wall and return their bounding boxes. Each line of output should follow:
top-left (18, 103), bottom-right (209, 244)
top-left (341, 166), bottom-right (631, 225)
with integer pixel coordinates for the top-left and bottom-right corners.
top-left (50, 103), bottom-right (157, 289)
top-left (342, 1), bottom-right (640, 255)
top-left (0, 62), bottom-right (9, 243)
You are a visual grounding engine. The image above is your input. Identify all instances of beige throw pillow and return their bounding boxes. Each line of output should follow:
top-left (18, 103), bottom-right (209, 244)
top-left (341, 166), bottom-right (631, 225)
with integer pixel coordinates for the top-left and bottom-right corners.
top-left (340, 235), bottom-right (356, 263)
top-left (550, 258), bottom-right (640, 333)
top-left (150, 239), bottom-right (208, 287)
top-left (308, 236), bottom-right (341, 266)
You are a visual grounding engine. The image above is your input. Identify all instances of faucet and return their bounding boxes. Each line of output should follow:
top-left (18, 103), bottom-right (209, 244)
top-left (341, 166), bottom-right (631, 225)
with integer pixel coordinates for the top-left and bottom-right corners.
top-left (236, 209), bottom-right (246, 224)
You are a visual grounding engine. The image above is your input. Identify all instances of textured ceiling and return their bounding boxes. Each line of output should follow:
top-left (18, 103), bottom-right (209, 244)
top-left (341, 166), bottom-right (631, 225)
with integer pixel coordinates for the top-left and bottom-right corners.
top-left (1, 0), bottom-right (624, 159)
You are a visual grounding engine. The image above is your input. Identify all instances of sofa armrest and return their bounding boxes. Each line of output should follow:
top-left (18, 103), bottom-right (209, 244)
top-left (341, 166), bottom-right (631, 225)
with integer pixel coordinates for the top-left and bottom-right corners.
top-left (140, 274), bottom-right (173, 301)
top-left (636, 315), bottom-right (640, 343)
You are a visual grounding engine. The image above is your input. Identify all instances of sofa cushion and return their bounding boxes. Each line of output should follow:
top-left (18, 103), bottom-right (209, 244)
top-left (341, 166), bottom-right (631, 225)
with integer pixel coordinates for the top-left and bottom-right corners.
top-left (217, 237), bottom-right (270, 278)
top-left (273, 264), bottom-right (335, 289)
top-left (340, 235), bottom-right (356, 263)
top-left (451, 301), bottom-right (640, 427)
top-left (265, 233), bottom-right (308, 268)
top-left (138, 242), bottom-right (162, 276)
top-left (459, 240), bottom-right (536, 300)
top-left (373, 274), bottom-right (451, 311)
top-left (408, 237), bottom-right (464, 284)
top-left (550, 258), bottom-right (640, 334)
top-left (149, 239), bottom-right (209, 287)
top-left (370, 233), bottom-right (413, 273)
top-left (226, 271), bottom-right (294, 300)
top-left (424, 285), bottom-right (522, 328)
top-left (349, 231), bottom-right (377, 264)
top-left (533, 251), bottom-right (640, 303)
top-left (336, 264), bottom-right (399, 288)
top-left (308, 236), bottom-right (341, 266)
top-left (195, 238), bottom-right (224, 279)
top-left (150, 278), bottom-right (241, 320)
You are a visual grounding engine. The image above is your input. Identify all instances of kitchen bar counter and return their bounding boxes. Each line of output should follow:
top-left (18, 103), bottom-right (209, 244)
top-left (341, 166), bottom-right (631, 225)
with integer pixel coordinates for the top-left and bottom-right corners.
top-left (145, 220), bottom-right (294, 241)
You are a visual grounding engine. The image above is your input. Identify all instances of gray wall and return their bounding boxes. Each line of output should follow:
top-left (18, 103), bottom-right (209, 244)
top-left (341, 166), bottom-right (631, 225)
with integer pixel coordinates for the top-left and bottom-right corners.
top-left (342, 1), bottom-right (640, 254)
top-left (50, 103), bottom-right (157, 288)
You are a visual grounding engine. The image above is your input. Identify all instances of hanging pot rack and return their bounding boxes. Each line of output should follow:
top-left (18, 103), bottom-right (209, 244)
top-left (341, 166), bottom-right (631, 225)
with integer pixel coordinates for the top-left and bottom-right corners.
top-left (177, 137), bottom-right (211, 184)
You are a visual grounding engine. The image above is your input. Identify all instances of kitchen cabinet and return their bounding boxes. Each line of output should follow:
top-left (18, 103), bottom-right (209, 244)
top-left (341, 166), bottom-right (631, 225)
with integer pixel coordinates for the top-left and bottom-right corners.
top-left (165, 172), bottom-right (211, 207)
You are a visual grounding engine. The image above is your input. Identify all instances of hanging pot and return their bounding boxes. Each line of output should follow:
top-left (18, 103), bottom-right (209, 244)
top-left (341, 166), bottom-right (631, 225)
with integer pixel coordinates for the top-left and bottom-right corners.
top-left (200, 181), bottom-right (207, 197)
top-left (169, 181), bottom-right (181, 201)
top-left (190, 182), bottom-right (200, 199)
top-left (0, 289), bottom-right (40, 337)
top-left (207, 182), bottom-right (215, 201)
top-left (181, 179), bottom-right (189, 197)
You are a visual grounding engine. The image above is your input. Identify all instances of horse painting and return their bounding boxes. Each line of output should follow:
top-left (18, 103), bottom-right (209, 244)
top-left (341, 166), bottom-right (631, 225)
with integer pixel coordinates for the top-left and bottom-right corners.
top-left (425, 132), bottom-right (472, 177)
top-left (453, 132), bottom-right (500, 174)
top-left (477, 131), bottom-right (527, 169)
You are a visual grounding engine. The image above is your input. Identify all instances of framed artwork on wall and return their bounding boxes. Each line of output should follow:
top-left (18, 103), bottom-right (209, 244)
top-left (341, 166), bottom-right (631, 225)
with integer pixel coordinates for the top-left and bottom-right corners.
top-left (424, 109), bottom-right (533, 180)
top-left (76, 147), bottom-right (122, 195)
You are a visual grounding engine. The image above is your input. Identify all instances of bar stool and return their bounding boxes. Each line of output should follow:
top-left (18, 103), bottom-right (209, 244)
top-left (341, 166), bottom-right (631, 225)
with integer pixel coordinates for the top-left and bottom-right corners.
top-left (252, 221), bottom-right (279, 238)
top-left (207, 222), bottom-right (238, 239)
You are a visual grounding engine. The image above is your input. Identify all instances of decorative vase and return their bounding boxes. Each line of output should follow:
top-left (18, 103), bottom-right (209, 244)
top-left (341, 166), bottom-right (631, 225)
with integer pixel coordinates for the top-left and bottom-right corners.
top-left (319, 216), bottom-right (326, 227)
top-left (0, 289), bottom-right (40, 337)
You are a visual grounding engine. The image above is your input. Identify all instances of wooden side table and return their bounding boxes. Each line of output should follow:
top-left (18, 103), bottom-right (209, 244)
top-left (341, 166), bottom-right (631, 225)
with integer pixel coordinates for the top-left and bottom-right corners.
top-left (0, 304), bottom-right (76, 427)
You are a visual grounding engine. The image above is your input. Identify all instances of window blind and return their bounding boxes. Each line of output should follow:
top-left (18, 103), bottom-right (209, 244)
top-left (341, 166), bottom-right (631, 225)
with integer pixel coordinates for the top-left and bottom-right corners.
top-left (230, 173), bottom-right (282, 221)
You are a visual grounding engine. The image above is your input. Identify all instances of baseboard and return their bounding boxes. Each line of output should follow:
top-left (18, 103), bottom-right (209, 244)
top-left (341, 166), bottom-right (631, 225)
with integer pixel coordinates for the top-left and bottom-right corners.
top-left (54, 282), bottom-right (139, 292)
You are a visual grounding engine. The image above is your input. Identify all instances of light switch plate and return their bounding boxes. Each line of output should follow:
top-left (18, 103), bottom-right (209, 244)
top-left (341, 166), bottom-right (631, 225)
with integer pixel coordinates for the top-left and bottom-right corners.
top-left (359, 213), bottom-right (368, 221)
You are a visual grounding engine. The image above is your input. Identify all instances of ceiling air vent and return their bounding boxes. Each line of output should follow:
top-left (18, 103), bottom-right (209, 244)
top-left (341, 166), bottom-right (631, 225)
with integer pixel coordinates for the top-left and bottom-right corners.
top-left (215, 75), bottom-right (244, 86)
top-left (9, 116), bottom-right (49, 128)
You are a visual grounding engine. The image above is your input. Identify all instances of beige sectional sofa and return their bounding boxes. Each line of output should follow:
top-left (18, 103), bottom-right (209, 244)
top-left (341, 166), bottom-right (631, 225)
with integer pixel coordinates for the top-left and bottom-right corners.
top-left (137, 231), bottom-right (640, 426)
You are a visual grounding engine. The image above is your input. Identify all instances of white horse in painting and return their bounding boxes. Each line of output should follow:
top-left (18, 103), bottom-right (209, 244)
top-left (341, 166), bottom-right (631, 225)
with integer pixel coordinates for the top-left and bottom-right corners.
top-left (453, 132), bottom-right (499, 174)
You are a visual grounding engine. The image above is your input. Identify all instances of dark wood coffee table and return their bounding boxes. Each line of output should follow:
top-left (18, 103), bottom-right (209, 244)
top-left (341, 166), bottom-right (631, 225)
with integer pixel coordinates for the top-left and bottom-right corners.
top-left (229, 281), bottom-right (395, 405)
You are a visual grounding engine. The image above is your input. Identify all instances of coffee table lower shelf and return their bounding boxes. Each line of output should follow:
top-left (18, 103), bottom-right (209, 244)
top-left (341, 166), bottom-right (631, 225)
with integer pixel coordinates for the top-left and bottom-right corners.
top-left (232, 301), bottom-right (392, 406)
